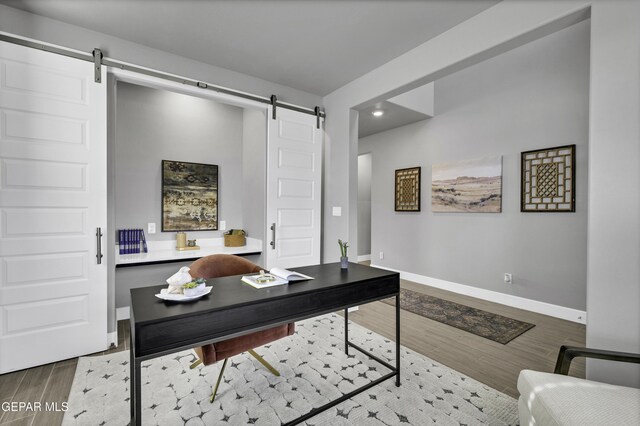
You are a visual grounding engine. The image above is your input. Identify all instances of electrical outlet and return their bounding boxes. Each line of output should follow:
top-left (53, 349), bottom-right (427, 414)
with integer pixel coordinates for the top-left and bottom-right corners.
top-left (147, 223), bottom-right (156, 234)
top-left (379, 251), bottom-right (384, 260)
top-left (220, 220), bottom-right (226, 231)
top-left (332, 206), bottom-right (342, 217)
top-left (504, 273), bottom-right (513, 284)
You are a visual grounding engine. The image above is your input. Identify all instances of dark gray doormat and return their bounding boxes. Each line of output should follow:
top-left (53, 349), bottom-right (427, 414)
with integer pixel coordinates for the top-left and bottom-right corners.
top-left (382, 289), bottom-right (535, 344)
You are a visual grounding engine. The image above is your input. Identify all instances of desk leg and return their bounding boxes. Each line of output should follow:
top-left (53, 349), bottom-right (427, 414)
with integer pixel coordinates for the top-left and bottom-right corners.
top-left (344, 308), bottom-right (349, 355)
top-left (129, 332), bottom-right (135, 420)
top-left (130, 331), bottom-right (142, 425)
top-left (396, 293), bottom-right (401, 387)
top-left (133, 359), bottom-right (142, 425)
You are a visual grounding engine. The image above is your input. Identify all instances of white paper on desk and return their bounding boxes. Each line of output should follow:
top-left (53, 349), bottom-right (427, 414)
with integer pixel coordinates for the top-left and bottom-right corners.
top-left (269, 267), bottom-right (313, 282)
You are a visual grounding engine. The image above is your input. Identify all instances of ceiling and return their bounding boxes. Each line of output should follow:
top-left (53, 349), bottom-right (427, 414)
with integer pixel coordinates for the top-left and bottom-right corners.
top-left (358, 101), bottom-right (430, 139)
top-left (0, 0), bottom-right (499, 96)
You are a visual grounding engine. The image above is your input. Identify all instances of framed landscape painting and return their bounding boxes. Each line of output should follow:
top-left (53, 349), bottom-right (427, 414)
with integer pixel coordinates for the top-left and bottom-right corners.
top-left (162, 160), bottom-right (218, 231)
top-left (431, 156), bottom-right (502, 213)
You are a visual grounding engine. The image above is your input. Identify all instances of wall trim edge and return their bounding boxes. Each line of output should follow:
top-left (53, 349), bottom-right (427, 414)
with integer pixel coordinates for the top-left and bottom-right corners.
top-left (116, 307), bottom-right (130, 321)
top-left (107, 331), bottom-right (118, 348)
top-left (371, 264), bottom-right (587, 324)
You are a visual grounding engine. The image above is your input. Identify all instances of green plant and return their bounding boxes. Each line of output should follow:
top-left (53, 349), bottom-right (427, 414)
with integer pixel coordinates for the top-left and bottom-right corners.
top-left (338, 239), bottom-right (349, 258)
top-left (183, 278), bottom-right (205, 289)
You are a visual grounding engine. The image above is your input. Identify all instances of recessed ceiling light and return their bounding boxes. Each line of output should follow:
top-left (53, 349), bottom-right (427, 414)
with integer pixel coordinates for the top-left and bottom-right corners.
top-left (372, 110), bottom-right (384, 117)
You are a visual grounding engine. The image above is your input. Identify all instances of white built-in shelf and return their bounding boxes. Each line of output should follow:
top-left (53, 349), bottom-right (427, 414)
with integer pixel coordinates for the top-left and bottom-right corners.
top-left (115, 237), bottom-right (262, 267)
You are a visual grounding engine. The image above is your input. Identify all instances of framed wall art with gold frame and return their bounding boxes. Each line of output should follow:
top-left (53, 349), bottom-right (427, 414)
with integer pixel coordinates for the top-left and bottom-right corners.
top-left (395, 167), bottom-right (421, 212)
top-left (521, 145), bottom-right (575, 212)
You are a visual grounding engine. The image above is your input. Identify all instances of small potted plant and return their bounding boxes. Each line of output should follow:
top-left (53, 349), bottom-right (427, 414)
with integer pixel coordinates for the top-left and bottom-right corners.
top-left (338, 239), bottom-right (349, 269)
top-left (182, 278), bottom-right (206, 297)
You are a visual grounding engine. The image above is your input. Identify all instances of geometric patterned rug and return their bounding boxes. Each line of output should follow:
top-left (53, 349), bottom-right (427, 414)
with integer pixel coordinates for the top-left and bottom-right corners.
top-left (382, 289), bottom-right (535, 344)
top-left (62, 313), bottom-right (518, 425)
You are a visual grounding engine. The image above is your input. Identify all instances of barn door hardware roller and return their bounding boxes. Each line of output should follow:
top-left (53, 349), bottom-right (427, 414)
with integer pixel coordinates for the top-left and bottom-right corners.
top-left (92, 48), bottom-right (103, 83)
top-left (314, 106), bottom-right (322, 129)
top-left (270, 94), bottom-right (277, 120)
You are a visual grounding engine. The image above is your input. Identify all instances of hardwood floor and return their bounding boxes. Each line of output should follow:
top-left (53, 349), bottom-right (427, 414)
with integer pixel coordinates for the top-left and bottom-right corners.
top-left (0, 276), bottom-right (585, 424)
top-left (0, 320), bottom-right (130, 426)
top-left (347, 278), bottom-right (585, 397)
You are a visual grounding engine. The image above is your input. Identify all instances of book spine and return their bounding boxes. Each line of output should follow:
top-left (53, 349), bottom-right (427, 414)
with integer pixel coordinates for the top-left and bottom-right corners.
top-left (119, 229), bottom-right (124, 255)
top-left (141, 229), bottom-right (148, 253)
top-left (126, 229), bottom-right (131, 254)
top-left (137, 229), bottom-right (141, 253)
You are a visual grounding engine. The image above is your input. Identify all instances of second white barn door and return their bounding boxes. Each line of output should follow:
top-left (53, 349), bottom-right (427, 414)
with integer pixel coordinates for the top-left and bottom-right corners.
top-left (0, 41), bottom-right (107, 373)
top-left (266, 108), bottom-right (322, 270)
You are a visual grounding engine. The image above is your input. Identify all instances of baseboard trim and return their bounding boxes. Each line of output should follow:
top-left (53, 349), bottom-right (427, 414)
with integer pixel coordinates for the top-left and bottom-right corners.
top-left (116, 307), bottom-right (130, 321)
top-left (370, 264), bottom-right (587, 324)
top-left (107, 331), bottom-right (118, 348)
top-left (357, 254), bottom-right (372, 262)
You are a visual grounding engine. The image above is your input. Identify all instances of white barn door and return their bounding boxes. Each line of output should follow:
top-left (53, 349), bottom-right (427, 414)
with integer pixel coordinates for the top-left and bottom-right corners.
top-left (266, 108), bottom-right (322, 269)
top-left (0, 41), bottom-right (107, 373)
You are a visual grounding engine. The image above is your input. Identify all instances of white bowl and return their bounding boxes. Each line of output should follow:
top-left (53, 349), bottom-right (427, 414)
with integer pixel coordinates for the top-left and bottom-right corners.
top-left (183, 283), bottom-right (206, 297)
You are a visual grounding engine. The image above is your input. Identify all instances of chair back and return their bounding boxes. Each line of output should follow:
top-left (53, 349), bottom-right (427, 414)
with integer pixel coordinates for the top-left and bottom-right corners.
top-left (189, 254), bottom-right (261, 279)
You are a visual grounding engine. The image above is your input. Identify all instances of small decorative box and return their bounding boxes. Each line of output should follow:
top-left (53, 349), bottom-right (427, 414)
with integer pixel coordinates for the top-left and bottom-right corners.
top-left (224, 229), bottom-right (246, 247)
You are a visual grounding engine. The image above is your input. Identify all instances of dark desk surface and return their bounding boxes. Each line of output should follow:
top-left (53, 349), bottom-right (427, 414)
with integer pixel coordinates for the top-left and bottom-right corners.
top-left (131, 262), bottom-right (397, 324)
top-left (130, 262), bottom-right (399, 358)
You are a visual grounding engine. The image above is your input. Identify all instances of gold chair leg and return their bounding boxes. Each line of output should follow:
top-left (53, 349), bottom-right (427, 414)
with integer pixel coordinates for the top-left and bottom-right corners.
top-left (210, 358), bottom-right (228, 403)
top-left (191, 346), bottom-right (204, 369)
top-left (248, 349), bottom-right (280, 377)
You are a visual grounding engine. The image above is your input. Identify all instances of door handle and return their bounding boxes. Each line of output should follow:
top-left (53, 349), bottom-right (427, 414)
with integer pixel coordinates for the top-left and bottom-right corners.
top-left (96, 227), bottom-right (104, 264)
top-left (270, 223), bottom-right (276, 250)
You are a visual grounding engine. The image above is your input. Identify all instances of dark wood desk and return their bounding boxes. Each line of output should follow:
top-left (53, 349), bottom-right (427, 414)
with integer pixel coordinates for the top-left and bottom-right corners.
top-left (129, 262), bottom-right (400, 425)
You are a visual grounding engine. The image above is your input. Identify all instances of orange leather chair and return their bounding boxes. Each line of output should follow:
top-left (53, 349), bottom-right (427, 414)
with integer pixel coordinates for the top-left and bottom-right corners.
top-left (188, 254), bottom-right (295, 401)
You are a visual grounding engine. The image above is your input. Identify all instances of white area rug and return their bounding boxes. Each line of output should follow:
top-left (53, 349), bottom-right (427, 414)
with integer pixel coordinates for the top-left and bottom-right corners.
top-left (63, 314), bottom-right (518, 425)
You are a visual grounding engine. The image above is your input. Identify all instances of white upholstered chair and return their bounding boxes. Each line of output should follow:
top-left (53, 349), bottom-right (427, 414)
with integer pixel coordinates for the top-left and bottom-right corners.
top-left (518, 345), bottom-right (640, 425)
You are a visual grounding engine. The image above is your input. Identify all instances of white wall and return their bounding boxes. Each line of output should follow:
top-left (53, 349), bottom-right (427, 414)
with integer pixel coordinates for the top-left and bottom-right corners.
top-left (324, 0), bottom-right (639, 386)
top-left (242, 108), bottom-right (268, 267)
top-left (586, 0), bottom-right (640, 387)
top-left (359, 19), bottom-right (589, 310)
top-left (357, 153), bottom-right (372, 257)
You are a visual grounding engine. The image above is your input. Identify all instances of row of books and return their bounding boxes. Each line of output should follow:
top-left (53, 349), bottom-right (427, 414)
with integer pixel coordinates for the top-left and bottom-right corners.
top-left (119, 228), bottom-right (148, 254)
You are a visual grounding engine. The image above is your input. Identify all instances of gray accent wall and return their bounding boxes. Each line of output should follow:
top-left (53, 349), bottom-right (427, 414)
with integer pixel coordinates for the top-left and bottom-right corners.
top-left (115, 82), bottom-right (244, 241)
top-left (359, 20), bottom-right (590, 310)
top-left (113, 82), bottom-right (263, 310)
